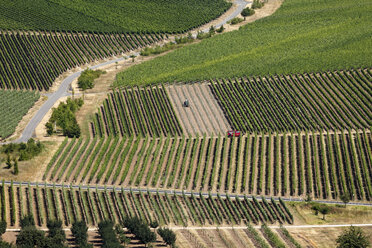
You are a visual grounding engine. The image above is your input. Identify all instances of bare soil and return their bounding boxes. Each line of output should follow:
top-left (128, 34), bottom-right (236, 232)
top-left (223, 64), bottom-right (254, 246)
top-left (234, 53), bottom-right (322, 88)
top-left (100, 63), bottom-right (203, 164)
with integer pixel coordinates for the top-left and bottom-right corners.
top-left (166, 83), bottom-right (231, 136)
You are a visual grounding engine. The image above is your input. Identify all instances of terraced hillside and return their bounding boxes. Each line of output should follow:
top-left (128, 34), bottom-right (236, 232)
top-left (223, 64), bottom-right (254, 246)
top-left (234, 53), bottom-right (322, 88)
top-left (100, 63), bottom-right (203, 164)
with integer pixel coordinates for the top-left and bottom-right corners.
top-left (0, 31), bottom-right (163, 91)
top-left (43, 130), bottom-right (372, 201)
top-left (0, 182), bottom-right (292, 228)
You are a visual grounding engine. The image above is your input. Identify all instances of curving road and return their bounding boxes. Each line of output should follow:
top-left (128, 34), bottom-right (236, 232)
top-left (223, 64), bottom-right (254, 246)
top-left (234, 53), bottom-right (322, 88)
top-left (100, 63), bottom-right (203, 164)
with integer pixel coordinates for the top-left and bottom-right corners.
top-left (4, 0), bottom-right (250, 144)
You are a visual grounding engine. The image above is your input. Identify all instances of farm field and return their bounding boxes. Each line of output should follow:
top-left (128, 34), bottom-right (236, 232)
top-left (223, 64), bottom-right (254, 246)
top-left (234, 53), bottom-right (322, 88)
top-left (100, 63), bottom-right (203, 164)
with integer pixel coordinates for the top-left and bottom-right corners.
top-left (166, 84), bottom-right (231, 135)
top-left (209, 68), bottom-right (372, 132)
top-left (91, 86), bottom-right (182, 137)
top-left (0, 183), bottom-right (293, 228)
top-left (0, 31), bottom-right (163, 91)
top-left (43, 130), bottom-right (372, 201)
top-left (0, 90), bottom-right (39, 139)
top-left (114, 0), bottom-right (372, 87)
top-left (0, 0), bottom-right (231, 33)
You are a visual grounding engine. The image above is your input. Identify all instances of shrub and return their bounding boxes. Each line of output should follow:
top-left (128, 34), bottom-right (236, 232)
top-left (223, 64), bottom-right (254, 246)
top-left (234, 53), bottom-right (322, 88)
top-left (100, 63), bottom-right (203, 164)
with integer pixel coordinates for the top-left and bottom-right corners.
top-left (228, 17), bottom-right (244, 25)
top-left (252, 0), bottom-right (264, 9)
top-left (78, 69), bottom-right (105, 90)
top-left (158, 228), bottom-right (176, 247)
top-left (241, 7), bottom-right (255, 17)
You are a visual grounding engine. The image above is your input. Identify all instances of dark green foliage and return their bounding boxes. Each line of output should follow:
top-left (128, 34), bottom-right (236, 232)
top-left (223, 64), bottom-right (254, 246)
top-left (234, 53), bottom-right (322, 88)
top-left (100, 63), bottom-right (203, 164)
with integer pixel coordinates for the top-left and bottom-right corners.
top-left (0, 221), bottom-right (6, 238)
top-left (149, 221), bottom-right (159, 229)
top-left (0, 240), bottom-right (13, 248)
top-left (251, 0), bottom-right (264, 9)
top-left (340, 193), bottom-right (351, 206)
top-left (0, 0), bottom-right (231, 33)
top-left (123, 217), bottom-right (156, 246)
top-left (0, 138), bottom-right (44, 162)
top-left (319, 205), bottom-right (330, 220)
top-left (20, 215), bottom-right (35, 229)
top-left (78, 69), bottom-right (105, 90)
top-left (158, 228), bottom-right (176, 247)
top-left (241, 7), bottom-right (255, 17)
top-left (16, 226), bottom-right (46, 248)
top-left (336, 226), bottom-right (370, 248)
top-left (5, 155), bottom-right (11, 169)
top-left (71, 221), bottom-right (91, 248)
top-left (46, 98), bottom-right (83, 138)
top-left (228, 17), bottom-right (243, 25)
top-left (47, 220), bottom-right (66, 246)
top-left (98, 221), bottom-right (123, 248)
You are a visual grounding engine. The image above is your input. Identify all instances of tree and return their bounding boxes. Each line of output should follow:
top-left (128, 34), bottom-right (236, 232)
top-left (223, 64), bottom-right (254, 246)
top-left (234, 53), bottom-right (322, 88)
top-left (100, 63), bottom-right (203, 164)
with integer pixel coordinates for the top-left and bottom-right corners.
top-left (20, 215), bottom-right (35, 228)
top-left (0, 240), bottom-right (13, 248)
top-left (305, 194), bottom-right (312, 203)
top-left (340, 193), bottom-right (350, 207)
top-left (0, 221), bottom-right (6, 240)
top-left (216, 25), bottom-right (225, 33)
top-left (149, 221), bottom-right (159, 229)
top-left (5, 155), bottom-right (11, 169)
top-left (72, 221), bottom-right (92, 248)
top-left (158, 228), bottom-right (176, 248)
top-left (130, 54), bottom-right (136, 62)
top-left (319, 205), bottom-right (330, 220)
top-left (336, 226), bottom-right (370, 248)
top-left (16, 226), bottom-right (46, 248)
top-left (311, 204), bottom-right (320, 215)
top-left (13, 159), bottom-right (18, 175)
top-left (241, 7), bottom-right (255, 19)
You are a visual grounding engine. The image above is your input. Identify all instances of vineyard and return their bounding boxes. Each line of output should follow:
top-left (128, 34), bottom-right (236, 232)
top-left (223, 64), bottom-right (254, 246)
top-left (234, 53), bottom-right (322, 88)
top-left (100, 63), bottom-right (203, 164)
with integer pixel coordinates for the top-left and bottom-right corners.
top-left (0, 182), bottom-right (293, 228)
top-left (210, 69), bottom-right (372, 132)
top-left (91, 86), bottom-right (182, 137)
top-left (113, 0), bottom-right (372, 87)
top-left (43, 130), bottom-right (372, 201)
top-left (0, 31), bottom-right (163, 90)
top-left (175, 225), bottom-right (301, 248)
top-left (0, 0), bottom-right (231, 33)
top-left (0, 89), bottom-right (39, 139)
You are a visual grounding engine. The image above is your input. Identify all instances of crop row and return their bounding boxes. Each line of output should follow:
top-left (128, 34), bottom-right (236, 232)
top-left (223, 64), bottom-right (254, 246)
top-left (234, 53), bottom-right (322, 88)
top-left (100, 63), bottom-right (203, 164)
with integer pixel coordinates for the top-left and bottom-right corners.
top-left (0, 183), bottom-right (292, 227)
top-left (210, 69), bottom-right (371, 132)
top-left (0, 89), bottom-right (39, 139)
top-left (0, 31), bottom-right (163, 90)
top-left (92, 86), bottom-right (182, 137)
top-left (44, 130), bottom-right (372, 201)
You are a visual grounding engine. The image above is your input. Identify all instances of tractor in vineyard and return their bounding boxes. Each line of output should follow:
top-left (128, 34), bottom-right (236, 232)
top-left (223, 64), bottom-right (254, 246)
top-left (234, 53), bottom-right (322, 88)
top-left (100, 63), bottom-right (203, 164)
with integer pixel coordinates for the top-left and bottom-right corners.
top-left (183, 99), bottom-right (190, 107)
top-left (227, 130), bottom-right (240, 137)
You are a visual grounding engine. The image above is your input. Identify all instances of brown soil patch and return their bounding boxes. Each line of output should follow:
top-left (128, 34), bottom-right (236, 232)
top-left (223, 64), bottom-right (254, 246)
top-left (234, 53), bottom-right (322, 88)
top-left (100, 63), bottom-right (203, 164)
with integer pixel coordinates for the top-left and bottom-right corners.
top-left (166, 83), bottom-right (231, 136)
top-left (289, 226), bottom-right (372, 248)
top-left (0, 140), bottom-right (60, 182)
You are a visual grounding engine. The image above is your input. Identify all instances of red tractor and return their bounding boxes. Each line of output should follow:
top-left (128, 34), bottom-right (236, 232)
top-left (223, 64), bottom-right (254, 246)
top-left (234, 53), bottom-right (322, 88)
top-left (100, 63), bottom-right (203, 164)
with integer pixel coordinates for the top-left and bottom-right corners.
top-left (227, 130), bottom-right (241, 137)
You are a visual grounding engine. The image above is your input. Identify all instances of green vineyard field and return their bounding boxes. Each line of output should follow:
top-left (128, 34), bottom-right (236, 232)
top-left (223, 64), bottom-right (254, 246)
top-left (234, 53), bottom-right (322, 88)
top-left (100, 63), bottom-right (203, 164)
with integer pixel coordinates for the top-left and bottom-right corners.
top-left (0, 90), bottom-right (39, 139)
top-left (0, 0), bottom-right (231, 33)
top-left (0, 182), bottom-right (292, 227)
top-left (0, 31), bottom-right (163, 91)
top-left (91, 86), bottom-right (183, 137)
top-left (43, 130), bottom-right (372, 201)
top-left (114, 0), bottom-right (372, 87)
top-left (210, 69), bottom-right (372, 132)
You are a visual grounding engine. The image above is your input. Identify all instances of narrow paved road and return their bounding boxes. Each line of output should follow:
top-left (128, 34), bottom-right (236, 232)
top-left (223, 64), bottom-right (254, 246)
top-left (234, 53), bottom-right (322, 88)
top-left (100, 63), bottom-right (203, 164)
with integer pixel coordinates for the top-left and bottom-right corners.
top-left (5, 223), bottom-right (372, 232)
top-left (3, 180), bottom-right (372, 207)
top-left (16, 57), bottom-right (125, 143)
top-left (3, 0), bottom-right (249, 144)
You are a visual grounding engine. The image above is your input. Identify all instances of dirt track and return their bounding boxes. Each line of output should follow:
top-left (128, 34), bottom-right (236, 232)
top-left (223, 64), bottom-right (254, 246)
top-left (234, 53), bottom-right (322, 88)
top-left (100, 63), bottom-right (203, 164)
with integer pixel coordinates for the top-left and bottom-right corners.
top-left (166, 83), bottom-right (231, 136)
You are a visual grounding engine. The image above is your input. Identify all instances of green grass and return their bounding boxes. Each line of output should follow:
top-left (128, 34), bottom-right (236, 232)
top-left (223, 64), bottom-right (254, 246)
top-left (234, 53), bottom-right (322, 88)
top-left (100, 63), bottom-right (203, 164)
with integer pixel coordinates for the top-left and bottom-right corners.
top-left (0, 0), bottom-right (231, 33)
top-left (115, 0), bottom-right (372, 86)
top-left (0, 90), bottom-right (39, 139)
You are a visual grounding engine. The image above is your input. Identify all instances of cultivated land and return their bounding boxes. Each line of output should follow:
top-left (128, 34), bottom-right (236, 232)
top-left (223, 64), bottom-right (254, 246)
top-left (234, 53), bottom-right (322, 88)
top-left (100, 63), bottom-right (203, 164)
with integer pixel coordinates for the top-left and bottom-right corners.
top-left (0, 0), bottom-right (231, 33)
top-left (0, 0), bottom-right (372, 246)
top-left (0, 90), bottom-right (39, 139)
top-left (114, 0), bottom-right (372, 86)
